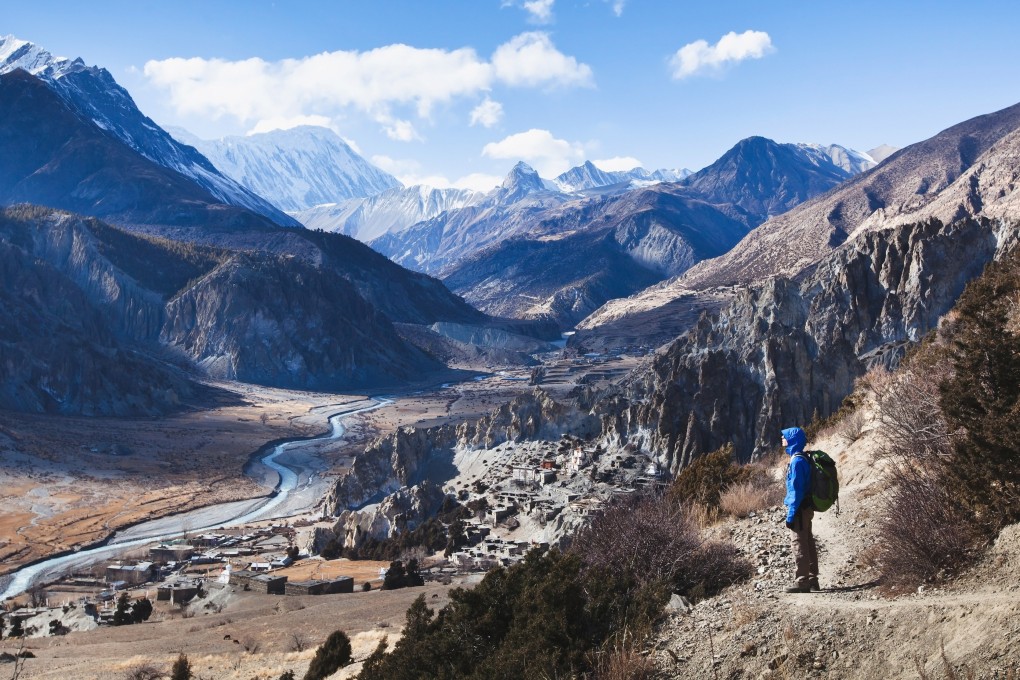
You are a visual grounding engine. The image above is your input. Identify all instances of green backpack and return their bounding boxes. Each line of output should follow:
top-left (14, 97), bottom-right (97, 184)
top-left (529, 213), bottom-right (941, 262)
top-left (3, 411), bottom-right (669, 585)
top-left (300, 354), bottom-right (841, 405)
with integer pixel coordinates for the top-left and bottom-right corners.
top-left (795, 450), bottom-right (839, 512)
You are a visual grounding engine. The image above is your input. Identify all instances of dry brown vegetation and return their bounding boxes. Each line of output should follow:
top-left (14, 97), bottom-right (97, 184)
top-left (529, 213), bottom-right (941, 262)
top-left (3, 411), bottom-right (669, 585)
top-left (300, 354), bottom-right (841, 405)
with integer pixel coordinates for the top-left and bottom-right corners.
top-left (719, 481), bottom-right (782, 518)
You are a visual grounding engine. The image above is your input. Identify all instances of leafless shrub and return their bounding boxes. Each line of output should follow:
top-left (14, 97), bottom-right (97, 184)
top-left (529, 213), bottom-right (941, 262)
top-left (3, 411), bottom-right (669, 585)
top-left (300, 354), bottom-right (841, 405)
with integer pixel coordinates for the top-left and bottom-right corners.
top-left (835, 408), bottom-right (868, 445)
top-left (873, 361), bottom-right (955, 462)
top-left (875, 464), bottom-right (983, 594)
top-left (572, 494), bottom-right (751, 597)
top-left (719, 481), bottom-right (782, 518)
top-left (241, 636), bottom-right (261, 654)
top-left (592, 646), bottom-right (658, 680)
top-left (290, 632), bottom-right (309, 652)
top-left (123, 664), bottom-right (165, 680)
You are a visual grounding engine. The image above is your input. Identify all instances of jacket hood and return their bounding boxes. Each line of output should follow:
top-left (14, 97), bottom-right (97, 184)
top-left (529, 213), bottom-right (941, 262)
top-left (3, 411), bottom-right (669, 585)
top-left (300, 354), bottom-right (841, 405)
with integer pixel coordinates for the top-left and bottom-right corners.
top-left (782, 427), bottom-right (806, 456)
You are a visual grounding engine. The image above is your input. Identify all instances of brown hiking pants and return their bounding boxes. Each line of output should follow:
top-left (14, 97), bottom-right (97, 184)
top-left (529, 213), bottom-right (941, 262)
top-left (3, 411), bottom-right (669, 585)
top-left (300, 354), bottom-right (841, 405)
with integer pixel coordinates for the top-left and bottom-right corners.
top-left (791, 507), bottom-right (818, 585)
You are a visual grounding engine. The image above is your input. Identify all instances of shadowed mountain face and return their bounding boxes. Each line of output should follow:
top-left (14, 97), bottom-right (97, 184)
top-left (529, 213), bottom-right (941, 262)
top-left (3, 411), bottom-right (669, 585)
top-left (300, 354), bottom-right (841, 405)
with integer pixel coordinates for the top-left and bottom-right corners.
top-left (441, 186), bottom-right (751, 327)
top-left (0, 206), bottom-right (459, 414)
top-left (0, 35), bottom-right (297, 226)
top-left (0, 70), bottom-right (281, 231)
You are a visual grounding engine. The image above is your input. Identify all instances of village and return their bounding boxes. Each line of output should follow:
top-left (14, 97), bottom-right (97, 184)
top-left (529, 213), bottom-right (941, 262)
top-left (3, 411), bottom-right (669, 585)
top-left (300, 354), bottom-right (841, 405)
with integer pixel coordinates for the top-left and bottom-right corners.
top-left (1, 422), bottom-right (666, 642)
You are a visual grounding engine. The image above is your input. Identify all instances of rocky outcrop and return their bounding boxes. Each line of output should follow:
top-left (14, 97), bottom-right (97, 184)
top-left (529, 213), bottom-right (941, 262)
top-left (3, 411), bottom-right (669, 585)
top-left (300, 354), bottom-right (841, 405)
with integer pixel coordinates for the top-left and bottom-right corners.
top-left (331, 482), bottom-right (447, 551)
top-left (324, 389), bottom-right (598, 549)
top-left (596, 217), bottom-right (1007, 470)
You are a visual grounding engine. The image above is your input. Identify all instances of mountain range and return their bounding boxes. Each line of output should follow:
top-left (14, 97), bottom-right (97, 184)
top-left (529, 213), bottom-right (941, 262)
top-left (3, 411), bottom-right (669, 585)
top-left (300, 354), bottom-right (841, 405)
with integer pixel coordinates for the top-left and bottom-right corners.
top-left (582, 100), bottom-right (1020, 469)
top-left (0, 34), bottom-right (297, 227)
top-left (576, 100), bottom-right (1020, 349)
top-left (380, 140), bottom-right (875, 327)
top-left (0, 47), bottom-right (554, 413)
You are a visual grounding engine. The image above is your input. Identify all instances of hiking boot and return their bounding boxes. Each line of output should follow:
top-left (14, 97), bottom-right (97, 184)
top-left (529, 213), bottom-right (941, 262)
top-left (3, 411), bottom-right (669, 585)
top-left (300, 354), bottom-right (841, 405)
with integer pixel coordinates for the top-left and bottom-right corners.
top-left (808, 578), bottom-right (821, 592)
top-left (784, 583), bottom-right (810, 593)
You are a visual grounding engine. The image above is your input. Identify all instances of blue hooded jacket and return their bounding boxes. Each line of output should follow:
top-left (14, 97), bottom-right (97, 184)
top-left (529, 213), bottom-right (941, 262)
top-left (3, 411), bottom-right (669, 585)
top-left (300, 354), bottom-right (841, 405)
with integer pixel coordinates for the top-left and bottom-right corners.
top-left (782, 427), bottom-right (811, 524)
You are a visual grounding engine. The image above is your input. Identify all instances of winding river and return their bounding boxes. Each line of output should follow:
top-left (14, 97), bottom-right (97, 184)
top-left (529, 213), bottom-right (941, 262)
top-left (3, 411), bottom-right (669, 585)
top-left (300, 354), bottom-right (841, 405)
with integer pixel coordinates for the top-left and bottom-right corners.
top-left (0, 397), bottom-right (392, 601)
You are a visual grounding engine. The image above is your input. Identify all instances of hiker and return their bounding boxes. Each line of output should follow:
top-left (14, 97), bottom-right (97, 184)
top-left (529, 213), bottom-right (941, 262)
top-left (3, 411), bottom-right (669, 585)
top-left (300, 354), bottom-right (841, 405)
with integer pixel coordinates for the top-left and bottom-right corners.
top-left (782, 426), bottom-right (819, 593)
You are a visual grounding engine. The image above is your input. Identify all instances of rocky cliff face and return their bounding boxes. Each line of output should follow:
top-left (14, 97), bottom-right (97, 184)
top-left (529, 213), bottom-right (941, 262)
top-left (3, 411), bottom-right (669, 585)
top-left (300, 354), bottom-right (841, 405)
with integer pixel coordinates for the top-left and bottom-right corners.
top-left (0, 209), bottom-right (196, 415)
top-left (161, 252), bottom-right (440, 389)
top-left (596, 217), bottom-right (1008, 469)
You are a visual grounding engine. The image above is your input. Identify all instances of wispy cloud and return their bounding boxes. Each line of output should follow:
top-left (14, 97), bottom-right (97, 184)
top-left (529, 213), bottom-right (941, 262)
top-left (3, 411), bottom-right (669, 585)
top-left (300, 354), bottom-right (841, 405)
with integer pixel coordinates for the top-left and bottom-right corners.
top-left (482, 128), bottom-right (584, 177)
top-left (670, 30), bottom-right (774, 80)
top-left (523, 0), bottom-right (555, 23)
top-left (608, 0), bottom-right (626, 17)
top-left (144, 33), bottom-right (592, 139)
top-left (470, 98), bottom-right (504, 128)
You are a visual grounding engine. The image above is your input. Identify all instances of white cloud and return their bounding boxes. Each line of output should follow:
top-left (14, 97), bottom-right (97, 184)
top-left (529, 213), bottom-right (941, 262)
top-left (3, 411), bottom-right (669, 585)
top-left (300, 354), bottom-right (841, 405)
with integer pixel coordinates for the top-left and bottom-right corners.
top-left (670, 30), bottom-right (774, 80)
top-left (523, 0), bottom-right (555, 23)
top-left (452, 173), bottom-right (503, 192)
top-left (609, 0), bottom-right (626, 17)
top-left (482, 128), bottom-right (584, 177)
top-left (593, 156), bottom-right (643, 172)
top-left (383, 119), bottom-right (420, 141)
top-left (470, 98), bottom-right (504, 127)
top-left (246, 114), bottom-right (333, 135)
top-left (492, 32), bottom-right (594, 88)
top-left (144, 33), bottom-right (591, 140)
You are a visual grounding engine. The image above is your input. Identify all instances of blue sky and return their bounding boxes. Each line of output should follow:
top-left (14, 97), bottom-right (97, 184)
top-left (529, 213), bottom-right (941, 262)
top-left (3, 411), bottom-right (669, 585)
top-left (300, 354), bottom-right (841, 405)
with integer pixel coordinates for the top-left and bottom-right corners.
top-left (6, 1), bottom-right (1020, 189)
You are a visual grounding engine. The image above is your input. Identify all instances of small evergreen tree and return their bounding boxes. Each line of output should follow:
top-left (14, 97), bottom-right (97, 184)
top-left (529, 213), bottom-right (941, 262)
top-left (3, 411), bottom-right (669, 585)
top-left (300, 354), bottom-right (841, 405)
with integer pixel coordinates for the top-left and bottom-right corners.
top-left (278, 671), bottom-right (295, 680)
top-left (303, 630), bottom-right (352, 680)
top-left (356, 639), bottom-right (390, 680)
top-left (113, 592), bottom-right (132, 626)
top-left (381, 561), bottom-right (406, 590)
top-left (131, 597), bottom-right (154, 623)
top-left (9, 616), bottom-right (23, 638)
top-left (170, 652), bottom-right (192, 680)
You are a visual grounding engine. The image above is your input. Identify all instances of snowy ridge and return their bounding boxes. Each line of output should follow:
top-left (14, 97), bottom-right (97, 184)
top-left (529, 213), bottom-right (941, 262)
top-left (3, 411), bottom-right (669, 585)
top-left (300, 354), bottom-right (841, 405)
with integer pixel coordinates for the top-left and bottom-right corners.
top-left (795, 143), bottom-right (876, 175)
top-left (552, 161), bottom-right (692, 192)
top-left (177, 126), bottom-right (402, 212)
top-left (292, 184), bottom-right (483, 242)
top-left (0, 34), bottom-right (297, 227)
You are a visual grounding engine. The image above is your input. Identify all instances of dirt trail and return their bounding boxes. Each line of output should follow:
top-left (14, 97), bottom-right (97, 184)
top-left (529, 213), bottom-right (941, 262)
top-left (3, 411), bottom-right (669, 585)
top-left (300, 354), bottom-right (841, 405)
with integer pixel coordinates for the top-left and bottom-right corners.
top-left (655, 418), bottom-right (1020, 679)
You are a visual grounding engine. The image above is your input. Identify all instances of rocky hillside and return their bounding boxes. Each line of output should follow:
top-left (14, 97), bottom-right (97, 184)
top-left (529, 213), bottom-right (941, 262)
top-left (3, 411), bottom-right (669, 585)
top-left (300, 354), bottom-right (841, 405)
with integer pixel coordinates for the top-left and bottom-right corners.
top-left (651, 417), bottom-right (1020, 679)
top-left (0, 228), bottom-right (196, 416)
top-left (595, 216), bottom-right (1008, 469)
top-left (162, 251), bottom-right (440, 389)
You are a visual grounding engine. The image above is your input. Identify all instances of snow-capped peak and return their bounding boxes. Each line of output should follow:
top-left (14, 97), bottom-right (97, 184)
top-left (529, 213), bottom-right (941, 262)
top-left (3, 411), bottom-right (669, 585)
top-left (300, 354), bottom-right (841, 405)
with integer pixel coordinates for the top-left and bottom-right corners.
top-left (175, 125), bottom-right (402, 212)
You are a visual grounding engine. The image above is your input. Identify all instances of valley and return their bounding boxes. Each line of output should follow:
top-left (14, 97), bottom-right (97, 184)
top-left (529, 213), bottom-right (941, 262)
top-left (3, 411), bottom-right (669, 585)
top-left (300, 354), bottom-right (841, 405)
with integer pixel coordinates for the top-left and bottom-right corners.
top-left (2, 14), bottom-right (1020, 678)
